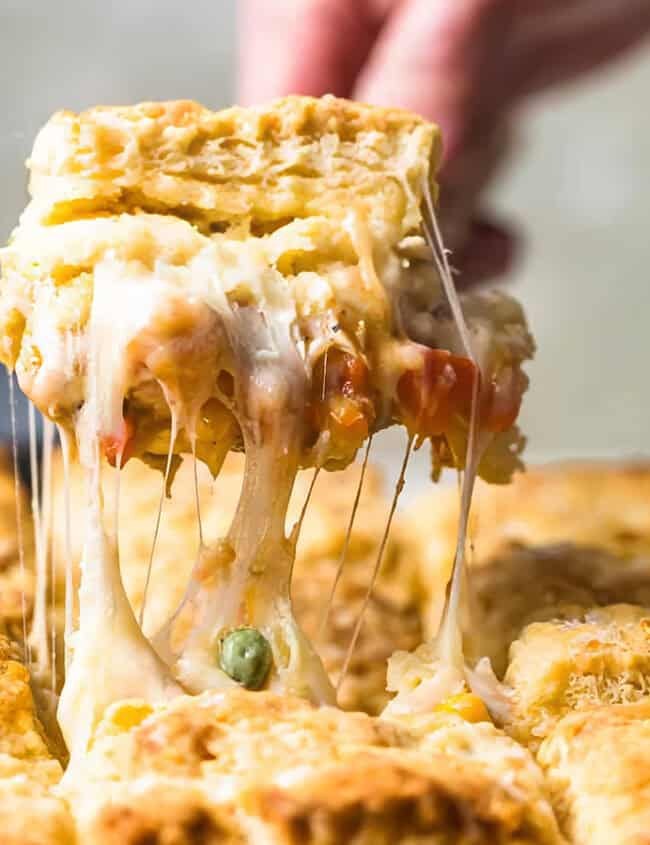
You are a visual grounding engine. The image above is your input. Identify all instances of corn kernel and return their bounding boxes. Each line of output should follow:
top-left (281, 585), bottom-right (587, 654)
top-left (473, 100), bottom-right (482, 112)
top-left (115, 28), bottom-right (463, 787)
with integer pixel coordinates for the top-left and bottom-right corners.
top-left (434, 692), bottom-right (491, 724)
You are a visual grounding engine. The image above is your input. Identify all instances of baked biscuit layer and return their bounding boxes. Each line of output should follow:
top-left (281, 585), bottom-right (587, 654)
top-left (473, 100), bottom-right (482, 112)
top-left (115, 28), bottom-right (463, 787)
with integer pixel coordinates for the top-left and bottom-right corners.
top-left (63, 688), bottom-right (563, 845)
top-left (50, 452), bottom-right (424, 714)
top-left (0, 634), bottom-right (74, 844)
top-left (504, 604), bottom-right (650, 749)
top-left (539, 701), bottom-right (650, 845)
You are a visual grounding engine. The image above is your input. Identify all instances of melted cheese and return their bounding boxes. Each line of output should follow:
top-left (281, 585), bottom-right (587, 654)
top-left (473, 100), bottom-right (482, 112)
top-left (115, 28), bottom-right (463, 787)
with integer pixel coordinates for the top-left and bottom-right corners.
top-left (28, 404), bottom-right (50, 683)
top-left (58, 226), bottom-right (345, 762)
top-left (7, 373), bottom-right (30, 658)
top-left (58, 264), bottom-right (183, 772)
top-left (155, 301), bottom-right (335, 702)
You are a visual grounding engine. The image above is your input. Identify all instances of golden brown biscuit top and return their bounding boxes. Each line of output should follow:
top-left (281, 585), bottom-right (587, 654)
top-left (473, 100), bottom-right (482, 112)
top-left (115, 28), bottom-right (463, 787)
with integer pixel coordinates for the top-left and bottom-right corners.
top-left (62, 688), bottom-right (563, 845)
top-left (87, 689), bottom-right (409, 782)
top-left (0, 623), bottom-right (73, 844)
top-left (26, 96), bottom-right (439, 239)
top-left (252, 750), bottom-right (556, 845)
top-left (462, 543), bottom-right (650, 676)
top-left (504, 604), bottom-right (650, 748)
top-left (539, 701), bottom-right (650, 845)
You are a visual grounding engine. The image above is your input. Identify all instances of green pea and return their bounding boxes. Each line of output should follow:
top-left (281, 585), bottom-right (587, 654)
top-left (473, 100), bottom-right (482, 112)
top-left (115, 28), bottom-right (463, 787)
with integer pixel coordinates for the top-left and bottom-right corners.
top-left (219, 627), bottom-right (272, 690)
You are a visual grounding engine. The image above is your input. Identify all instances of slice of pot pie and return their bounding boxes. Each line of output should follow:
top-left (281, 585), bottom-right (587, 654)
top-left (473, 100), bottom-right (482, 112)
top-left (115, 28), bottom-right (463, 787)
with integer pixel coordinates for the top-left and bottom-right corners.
top-left (62, 688), bottom-right (564, 845)
top-left (1, 96), bottom-right (532, 478)
top-left (0, 95), bottom-right (533, 764)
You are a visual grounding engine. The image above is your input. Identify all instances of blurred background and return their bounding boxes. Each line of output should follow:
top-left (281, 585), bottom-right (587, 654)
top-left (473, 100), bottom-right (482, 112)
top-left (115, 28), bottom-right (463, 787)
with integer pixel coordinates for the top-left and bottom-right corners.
top-left (1, 0), bottom-right (649, 495)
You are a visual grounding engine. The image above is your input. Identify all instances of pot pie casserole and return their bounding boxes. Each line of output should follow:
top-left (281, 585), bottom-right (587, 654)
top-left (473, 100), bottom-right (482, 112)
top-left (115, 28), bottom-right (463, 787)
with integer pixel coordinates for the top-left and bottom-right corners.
top-left (0, 94), bottom-right (645, 844)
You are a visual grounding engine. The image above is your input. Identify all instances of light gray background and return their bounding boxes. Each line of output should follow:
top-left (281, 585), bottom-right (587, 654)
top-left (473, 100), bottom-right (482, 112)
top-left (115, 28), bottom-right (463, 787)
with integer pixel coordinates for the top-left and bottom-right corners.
top-left (1, 1), bottom-right (649, 495)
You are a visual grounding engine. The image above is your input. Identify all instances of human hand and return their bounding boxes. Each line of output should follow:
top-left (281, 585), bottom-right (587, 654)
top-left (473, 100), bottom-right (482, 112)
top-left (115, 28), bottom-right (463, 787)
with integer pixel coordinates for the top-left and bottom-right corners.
top-left (239, 0), bottom-right (650, 285)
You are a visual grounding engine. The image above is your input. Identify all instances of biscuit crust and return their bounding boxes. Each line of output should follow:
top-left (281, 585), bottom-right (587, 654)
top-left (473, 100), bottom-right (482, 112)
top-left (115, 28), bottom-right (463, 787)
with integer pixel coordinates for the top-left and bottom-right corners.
top-left (0, 634), bottom-right (73, 844)
top-left (539, 701), bottom-right (650, 845)
top-left (25, 96), bottom-right (439, 238)
top-left (64, 689), bottom-right (562, 845)
top-left (504, 604), bottom-right (650, 748)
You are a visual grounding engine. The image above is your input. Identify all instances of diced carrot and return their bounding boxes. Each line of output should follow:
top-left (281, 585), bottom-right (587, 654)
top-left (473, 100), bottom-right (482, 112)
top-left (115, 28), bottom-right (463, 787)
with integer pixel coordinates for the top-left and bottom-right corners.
top-left (308, 349), bottom-right (375, 454)
top-left (397, 346), bottom-right (478, 437)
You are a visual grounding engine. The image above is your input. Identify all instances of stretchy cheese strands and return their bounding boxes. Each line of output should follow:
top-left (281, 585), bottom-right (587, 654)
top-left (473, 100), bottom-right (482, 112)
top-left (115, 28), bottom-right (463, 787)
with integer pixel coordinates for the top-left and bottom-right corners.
top-left (8, 371), bottom-right (30, 661)
top-left (434, 403), bottom-right (480, 671)
top-left (57, 426), bottom-right (75, 672)
top-left (58, 448), bottom-right (181, 773)
top-left (149, 441), bottom-right (205, 665)
top-left (384, 189), bottom-right (508, 718)
top-left (160, 305), bottom-right (334, 703)
top-left (139, 409), bottom-right (178, 628)
top-left (463, 483), bottom-right (481, 649)
top-left (191, 439), bottom-right (205, 549)
top-left (26, 411), bottom-right (62, 733)
top-left (289, 466), bottom-right (320, 555)
top-left (28, 404), bottom-right (51, 682)
top-left (148, 435), bottom-right (205, 664)
top-left (318, 436), bottom-right (373, 641)
top-left (42, 420), bottom-right (57, 693)
top-left (423, 182), bottom-right (481, 672)
top-left (58, 264), bottom-right (183, 774)
top-left (337, 433), bottom-right (413, 695)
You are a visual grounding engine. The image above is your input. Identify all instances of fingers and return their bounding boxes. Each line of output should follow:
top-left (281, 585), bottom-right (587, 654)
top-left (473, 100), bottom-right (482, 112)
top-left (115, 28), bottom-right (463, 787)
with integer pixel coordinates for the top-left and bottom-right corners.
top-left (349, 0), bottom-right (519, 285)
top-left (353, 0), bottom-right (513, 159)
top-left (238, 0), bottom-right (381, 104)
